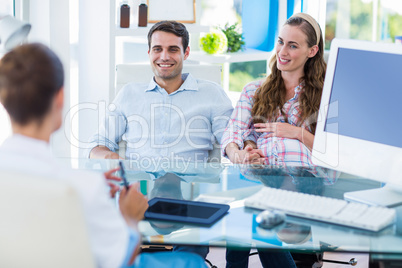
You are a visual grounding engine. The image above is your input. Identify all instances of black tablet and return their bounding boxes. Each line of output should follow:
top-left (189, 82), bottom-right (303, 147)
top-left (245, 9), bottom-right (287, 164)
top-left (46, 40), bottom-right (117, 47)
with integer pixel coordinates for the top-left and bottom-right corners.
top-left (144, 197), bottom-right (230, 225)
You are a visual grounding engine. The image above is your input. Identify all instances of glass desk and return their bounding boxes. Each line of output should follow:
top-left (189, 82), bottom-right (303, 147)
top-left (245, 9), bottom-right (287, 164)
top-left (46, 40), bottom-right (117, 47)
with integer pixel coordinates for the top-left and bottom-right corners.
top-left (67, 159), bottom-right (402, 262)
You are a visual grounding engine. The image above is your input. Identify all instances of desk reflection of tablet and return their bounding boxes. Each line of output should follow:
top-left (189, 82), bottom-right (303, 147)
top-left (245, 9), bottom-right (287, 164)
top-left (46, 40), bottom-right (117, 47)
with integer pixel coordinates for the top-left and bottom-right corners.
top-left (145, 198), bottom-right (230, 225)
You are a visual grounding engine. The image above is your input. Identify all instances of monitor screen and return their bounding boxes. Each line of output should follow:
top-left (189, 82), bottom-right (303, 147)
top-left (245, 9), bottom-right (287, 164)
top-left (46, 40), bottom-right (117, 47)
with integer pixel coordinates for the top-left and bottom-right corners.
top-left (313, 39), bottom-right (402, 206)
top-left (325, 48), bottom-right (402, 148)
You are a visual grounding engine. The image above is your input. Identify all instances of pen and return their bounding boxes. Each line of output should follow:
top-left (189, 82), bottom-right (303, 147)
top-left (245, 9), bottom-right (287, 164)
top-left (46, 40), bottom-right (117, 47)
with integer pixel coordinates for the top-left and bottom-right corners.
top-left (119, 161), bottom-right (130, 190)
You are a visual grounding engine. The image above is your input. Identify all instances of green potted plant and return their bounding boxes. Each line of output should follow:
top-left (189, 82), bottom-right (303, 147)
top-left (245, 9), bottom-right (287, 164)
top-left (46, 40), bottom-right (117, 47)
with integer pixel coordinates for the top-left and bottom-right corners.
top-left (221, 23), bottom-right (245, 53)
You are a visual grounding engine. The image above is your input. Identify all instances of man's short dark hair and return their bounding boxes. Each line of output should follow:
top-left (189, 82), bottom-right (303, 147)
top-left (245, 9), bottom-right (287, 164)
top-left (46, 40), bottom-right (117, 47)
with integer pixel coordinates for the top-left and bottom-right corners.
top-left (0, 43), bottom-right (64, 125)
top-left (147, 21), bottom-right (189, 51)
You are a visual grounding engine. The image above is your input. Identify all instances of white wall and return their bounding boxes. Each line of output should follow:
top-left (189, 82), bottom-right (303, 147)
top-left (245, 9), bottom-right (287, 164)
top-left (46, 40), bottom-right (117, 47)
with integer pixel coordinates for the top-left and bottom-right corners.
top-left (75, 0), bottom-right (111, 157)
top-left (10, 0), bottom-right (111, 158)
top-left (27, 0), bottom-right (71, 157)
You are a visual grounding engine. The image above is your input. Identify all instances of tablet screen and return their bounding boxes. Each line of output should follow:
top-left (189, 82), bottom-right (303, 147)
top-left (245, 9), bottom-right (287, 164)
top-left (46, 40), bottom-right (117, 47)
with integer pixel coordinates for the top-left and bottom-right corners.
top-left (145, 197), bottom-right (230, 225)
top-left (148, 200), bottom-right (220, 219)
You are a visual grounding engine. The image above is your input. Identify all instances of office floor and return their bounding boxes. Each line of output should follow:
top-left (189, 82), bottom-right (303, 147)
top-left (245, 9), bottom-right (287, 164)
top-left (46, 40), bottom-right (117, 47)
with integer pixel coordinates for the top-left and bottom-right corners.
top-left (205, 248), bottom-right (369, 268)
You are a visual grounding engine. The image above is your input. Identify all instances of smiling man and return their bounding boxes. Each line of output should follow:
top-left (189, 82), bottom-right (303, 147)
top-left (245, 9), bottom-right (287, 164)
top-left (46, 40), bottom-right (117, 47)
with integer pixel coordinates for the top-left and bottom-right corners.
top-left (88, 21), bottom-right (232, 163)
top-left (87, 20), bottom-right (232, 261)
top-left (148, 29), bottom-right (189, 93)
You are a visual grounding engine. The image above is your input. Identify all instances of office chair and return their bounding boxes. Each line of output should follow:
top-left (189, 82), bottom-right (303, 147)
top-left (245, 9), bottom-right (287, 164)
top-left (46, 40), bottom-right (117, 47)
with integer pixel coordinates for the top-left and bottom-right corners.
top-left (0, 171), bottom-right (95, 268)
top-left (115, 63), bottom-right (223, 162)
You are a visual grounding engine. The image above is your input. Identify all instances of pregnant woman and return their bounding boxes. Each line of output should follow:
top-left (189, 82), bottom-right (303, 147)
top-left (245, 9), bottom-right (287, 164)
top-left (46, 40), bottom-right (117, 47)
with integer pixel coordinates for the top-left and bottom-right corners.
top-left (222, 13), bottom-right (326, 268)
top-left (222, 13), bottom-right (326, 168)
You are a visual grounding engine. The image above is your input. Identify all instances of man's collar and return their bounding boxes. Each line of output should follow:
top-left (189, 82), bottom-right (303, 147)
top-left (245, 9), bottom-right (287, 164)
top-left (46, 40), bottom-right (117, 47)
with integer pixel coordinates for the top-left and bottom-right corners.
top-left (145, 73), bottom-right (198, 93)
top-left (146, 78), bottom-right (159, 92)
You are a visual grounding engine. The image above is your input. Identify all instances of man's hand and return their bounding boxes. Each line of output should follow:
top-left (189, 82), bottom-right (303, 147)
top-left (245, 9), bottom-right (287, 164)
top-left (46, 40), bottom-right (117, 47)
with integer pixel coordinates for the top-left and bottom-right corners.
top-left (119, 183), bottom-right (149, 223)
top-left (104, 151), bottom-right (122, 159)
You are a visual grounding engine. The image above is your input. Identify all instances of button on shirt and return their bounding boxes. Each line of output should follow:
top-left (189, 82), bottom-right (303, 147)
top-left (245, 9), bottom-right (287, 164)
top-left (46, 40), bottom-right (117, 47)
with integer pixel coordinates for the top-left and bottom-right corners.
top-left (88, 73), bottom-right (233, 162)
top-left (221, 80), bottom-right (314, 166)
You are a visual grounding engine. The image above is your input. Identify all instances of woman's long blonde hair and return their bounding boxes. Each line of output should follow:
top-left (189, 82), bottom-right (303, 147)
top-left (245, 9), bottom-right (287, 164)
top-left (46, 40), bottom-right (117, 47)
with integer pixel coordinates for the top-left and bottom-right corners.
top-left (251, 16), bottom-right (326, 134)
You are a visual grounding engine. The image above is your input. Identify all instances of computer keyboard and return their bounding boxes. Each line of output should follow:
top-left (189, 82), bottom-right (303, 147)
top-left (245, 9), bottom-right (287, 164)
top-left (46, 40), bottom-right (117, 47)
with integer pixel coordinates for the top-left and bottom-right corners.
top-left (244, 187), bottom-right (396, 232)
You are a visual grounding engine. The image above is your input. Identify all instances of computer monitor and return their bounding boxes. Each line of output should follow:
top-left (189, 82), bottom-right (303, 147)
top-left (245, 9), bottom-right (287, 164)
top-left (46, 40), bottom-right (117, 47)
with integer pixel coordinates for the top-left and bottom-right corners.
top-left (312, 38), bottom-right (402, 207)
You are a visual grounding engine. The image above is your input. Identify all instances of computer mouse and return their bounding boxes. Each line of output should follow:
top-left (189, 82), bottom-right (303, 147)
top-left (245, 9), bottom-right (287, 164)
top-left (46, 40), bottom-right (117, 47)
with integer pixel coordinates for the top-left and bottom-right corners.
top-left (256, 210), bottom-right (286, 229)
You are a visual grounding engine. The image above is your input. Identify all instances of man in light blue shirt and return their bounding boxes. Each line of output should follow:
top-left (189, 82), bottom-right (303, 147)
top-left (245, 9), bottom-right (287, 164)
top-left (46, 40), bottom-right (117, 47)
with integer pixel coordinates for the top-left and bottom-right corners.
top-left (88, 21), bottom-right (233, 162)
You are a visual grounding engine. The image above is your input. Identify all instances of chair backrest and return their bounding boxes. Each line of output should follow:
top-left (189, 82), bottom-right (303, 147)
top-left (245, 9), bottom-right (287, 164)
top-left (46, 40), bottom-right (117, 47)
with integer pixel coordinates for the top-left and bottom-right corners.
top-left (0, 171), bottom-right (95, 268)
top-left (115, 63), bottom-right (222, 93)
top-left (115, 63), bottom-right (223, 162)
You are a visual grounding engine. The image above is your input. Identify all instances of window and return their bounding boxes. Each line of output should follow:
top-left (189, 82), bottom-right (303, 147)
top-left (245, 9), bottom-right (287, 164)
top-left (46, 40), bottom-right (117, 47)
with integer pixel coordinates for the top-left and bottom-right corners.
top-left (229, 61), bottom-right (267, 92)
top-left (325, 0), bottom-right (402, 49)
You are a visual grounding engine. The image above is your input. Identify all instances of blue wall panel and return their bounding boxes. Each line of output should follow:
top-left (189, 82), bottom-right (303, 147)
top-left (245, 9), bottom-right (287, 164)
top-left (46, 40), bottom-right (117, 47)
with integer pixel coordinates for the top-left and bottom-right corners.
top-left (242, 0), bottom-right (279, 52)
top-left (287, 0), bottom-right (295, 18)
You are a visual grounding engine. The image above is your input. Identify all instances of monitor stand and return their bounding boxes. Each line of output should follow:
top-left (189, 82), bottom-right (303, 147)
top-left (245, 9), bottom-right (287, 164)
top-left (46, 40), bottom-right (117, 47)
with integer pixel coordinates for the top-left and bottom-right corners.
top-left (344, 184), bottom-right (402, 207)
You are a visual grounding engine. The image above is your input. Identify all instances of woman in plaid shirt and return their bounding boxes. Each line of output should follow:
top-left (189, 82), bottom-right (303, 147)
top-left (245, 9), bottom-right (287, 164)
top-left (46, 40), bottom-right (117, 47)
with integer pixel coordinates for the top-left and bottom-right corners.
top-left (224, 12), bottom-right (327, 268)
top-left (222, 13), bottom-right (326, 168)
